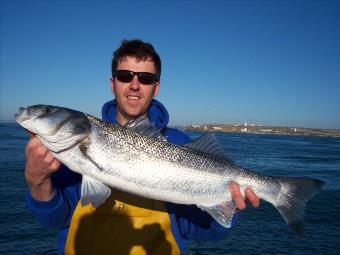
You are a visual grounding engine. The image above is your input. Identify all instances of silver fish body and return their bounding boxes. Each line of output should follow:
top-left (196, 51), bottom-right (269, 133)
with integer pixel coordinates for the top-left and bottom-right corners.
top-left (15, 105), bottom-right (325, 235)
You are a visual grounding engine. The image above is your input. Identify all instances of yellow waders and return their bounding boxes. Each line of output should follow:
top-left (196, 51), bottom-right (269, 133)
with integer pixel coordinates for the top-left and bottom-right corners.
top-left (65, 189), bottom-right (180, 255)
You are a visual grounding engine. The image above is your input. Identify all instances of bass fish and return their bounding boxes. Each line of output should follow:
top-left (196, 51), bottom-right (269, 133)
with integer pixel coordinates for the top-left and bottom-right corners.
top-left (15, 105), bottom-right (325, 235)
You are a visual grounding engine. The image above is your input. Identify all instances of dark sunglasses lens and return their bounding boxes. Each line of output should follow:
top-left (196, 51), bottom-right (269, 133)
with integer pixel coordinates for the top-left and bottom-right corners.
top-left (115, 71), bottom-right (134, 83)
top-left (138, 73), bottom-right (156, 85)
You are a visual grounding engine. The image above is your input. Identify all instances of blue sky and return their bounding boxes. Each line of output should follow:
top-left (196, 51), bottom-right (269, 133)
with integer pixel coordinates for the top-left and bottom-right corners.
top-left (1, 0), bottom-right (339, 129)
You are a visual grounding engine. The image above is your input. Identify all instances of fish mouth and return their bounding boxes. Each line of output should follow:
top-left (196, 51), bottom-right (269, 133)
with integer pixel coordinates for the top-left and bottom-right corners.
top-left (14, 107), bottom-right (29, 122)
top-left (14, 106), bottom-right (42, 126)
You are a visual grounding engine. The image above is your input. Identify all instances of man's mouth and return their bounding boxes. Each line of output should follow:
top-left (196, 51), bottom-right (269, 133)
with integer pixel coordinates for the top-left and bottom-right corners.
top-left (127, 95), bottom-right (140, 100)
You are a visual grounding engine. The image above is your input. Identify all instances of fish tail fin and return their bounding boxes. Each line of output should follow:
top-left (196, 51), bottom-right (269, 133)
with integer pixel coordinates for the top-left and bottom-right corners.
top-left (274, 176), bottom-right (325, 236)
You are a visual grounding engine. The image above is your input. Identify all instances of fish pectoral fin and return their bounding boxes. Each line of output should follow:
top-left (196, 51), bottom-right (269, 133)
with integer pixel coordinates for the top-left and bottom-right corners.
top-left (81, 175), bottom-right (111, 208)
top-left (79, 142), bottom-right (104, 172)
top-left (198, 201), bottom-right (237, 228)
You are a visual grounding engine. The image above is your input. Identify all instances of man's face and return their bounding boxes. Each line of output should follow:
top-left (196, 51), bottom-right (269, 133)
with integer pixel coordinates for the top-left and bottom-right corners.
top-left (110, 56), bottom-right (160, 125)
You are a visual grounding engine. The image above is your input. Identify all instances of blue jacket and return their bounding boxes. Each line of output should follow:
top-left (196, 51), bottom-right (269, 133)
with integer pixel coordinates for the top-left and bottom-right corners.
top-left (26, 99), bottom-right (235, 254)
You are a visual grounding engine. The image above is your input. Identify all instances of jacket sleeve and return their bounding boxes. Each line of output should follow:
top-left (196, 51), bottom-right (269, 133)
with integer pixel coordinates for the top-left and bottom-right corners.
top-left (25, 165), bottom-right (81, 229)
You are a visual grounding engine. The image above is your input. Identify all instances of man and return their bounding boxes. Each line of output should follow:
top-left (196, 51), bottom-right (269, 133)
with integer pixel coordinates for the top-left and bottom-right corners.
top-left (25, 39), bottom-right (259, 254)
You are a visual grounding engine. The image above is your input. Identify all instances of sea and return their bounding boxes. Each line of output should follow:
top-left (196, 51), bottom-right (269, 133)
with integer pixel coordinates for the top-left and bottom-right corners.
top-left (0, 123), bottom-right (339, 255)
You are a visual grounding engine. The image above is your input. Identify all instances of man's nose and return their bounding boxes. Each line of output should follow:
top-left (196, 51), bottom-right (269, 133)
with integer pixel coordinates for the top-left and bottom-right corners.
top-left (130, 75), bottom-right (140, 90)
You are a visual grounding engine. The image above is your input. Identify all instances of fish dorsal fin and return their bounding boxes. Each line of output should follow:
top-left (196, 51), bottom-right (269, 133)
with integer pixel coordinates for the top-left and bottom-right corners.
top-left (198, 201), bottom-right (237, 228)
top-left (81, 175), bottom-right (111, 208)
top-left (186, 134), bottom-right (230, 159)
top-left (124, 115), bottom-right (167, 142)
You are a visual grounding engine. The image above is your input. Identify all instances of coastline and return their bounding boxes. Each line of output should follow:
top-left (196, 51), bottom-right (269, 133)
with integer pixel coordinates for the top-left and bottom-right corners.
top-left (182, 124), bottom-right (340, 137)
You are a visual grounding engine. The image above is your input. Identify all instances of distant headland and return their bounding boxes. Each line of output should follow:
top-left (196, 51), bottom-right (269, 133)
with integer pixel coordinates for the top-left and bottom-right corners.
top-left (181, 123), bottom-right (340, 137)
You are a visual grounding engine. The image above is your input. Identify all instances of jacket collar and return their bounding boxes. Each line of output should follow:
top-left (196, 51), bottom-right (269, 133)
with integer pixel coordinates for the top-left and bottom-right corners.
top-left (101, 99), bottom-right (169, 128)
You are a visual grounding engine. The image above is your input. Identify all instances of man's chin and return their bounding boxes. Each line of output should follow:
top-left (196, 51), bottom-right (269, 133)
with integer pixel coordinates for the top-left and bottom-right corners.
top-left (125, 109), bottom-right (147, 119)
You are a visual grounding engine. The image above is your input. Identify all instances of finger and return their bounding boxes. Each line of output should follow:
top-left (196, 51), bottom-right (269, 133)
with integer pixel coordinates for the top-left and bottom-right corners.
top-left (35, 145), bottom-right (49, 158)
top-left (229, 182), bottom-right (246, 210)
top-left (43, 152), bottom-right (55, 165)
top-left (25, 138), bottom-right (40, 155)
top-left (49, 159), bottom-right (61, 171)
top-left (245, 188), bottom-right (260, 208)
top-left (26, 136), bottom-right (45, 151)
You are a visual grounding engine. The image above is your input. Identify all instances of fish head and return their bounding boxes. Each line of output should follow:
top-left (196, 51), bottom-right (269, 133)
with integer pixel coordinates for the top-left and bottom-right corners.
top-left (15, 105), bottom-right (91, 152)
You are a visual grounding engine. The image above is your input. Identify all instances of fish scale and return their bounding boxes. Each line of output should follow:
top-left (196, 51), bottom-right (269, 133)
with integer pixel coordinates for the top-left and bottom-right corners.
top-left (88, 125), bottom-right (225, 203)
top-left (89, 119), bottom-right (229, 200)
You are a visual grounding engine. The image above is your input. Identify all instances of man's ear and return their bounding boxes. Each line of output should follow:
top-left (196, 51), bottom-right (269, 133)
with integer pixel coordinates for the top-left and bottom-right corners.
top-left (109, 78), bottom-right (115, 96)
top-left (153, 82), bottom-right (160, 97)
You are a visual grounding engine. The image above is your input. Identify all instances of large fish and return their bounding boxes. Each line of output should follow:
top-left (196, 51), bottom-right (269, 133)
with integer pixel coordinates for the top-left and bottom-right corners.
top-left (15, 105), bottom-right (325, 235)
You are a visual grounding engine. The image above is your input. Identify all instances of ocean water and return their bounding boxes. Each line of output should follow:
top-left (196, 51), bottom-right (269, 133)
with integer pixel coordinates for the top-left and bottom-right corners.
top-left (0, 123), bottom-right (339, 254)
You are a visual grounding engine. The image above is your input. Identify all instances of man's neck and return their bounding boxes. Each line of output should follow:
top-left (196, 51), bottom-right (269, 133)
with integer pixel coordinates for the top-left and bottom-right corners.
top-left (116, 112), bottom-right (147, 126)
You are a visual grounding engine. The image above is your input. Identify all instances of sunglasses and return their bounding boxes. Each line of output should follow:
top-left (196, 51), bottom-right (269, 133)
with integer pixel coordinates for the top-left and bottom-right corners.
top-left (113, 70), bottom-right (159, 85)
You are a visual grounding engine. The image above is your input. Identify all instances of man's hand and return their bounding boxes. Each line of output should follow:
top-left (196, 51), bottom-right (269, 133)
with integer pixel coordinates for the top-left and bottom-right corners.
top-left (25, 136), bottom-right (61, 201)
top-left (229, 182), bottom-right (260, 210)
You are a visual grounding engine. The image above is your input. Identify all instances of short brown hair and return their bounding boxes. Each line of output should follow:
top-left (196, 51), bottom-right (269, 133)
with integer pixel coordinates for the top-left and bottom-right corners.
top-left (111, 39), bottom-right (161, 81)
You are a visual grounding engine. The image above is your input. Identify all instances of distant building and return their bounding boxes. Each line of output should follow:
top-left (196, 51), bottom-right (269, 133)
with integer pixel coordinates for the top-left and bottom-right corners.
top-left (260, 129), bottom-right (272, 132)
top-left (241, 122), bottom-right (248, 132)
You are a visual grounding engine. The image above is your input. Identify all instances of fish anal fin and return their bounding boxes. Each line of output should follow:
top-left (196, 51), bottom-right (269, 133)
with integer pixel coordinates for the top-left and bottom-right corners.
top-left (81, 175), bottom-right (111, 208)
top-left (198, 201), bottom-right (237, 228)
